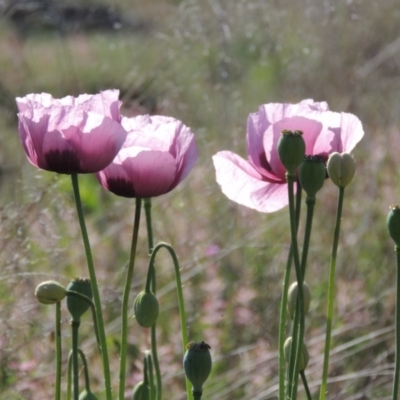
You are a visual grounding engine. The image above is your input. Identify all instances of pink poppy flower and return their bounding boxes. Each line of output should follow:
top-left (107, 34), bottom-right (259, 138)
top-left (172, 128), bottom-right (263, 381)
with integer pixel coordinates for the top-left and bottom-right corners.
top-left (16, 90), bottom-right (127, 174)
top-left (97, 115), bottom-right (198, 198)
top-left (212, 99), bottom-right (364, 213)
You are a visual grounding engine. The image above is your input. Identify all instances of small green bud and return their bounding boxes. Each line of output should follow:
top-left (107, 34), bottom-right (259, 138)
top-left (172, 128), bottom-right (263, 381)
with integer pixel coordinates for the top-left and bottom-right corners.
top-left (79, 389), bottom-right (99, 400)
top-left (132, 381), bottom-right (150, 400)
top-left (327, 152), bottom-right (355, 187)
top-left (35, 280), bottom-right (66, 305)
top-left (287, 281), bottom-right (311, 320)
top-left (284, 337), bottom-right (309, 371)
top-left (66, 278), bottom-right (93, 322)
top-left (387, 206), bottom-right (400, 246)
top-left (277, 130), bottom-right (306, 174)
top-left (184, 341), bottom-right (212, 394)
top-left (299, 155), bottom-right (327, 198)
top-left (134, 291), bottom-right (159, 328)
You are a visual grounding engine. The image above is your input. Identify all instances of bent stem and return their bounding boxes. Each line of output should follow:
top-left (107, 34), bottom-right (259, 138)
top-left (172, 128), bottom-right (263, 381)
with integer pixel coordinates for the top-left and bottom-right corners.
top-left (119, 197), bottom-right (142, 400)
top-left (319, 187), bottom-right (345, 400)
top-left (392, 246), bottom-right (400, 400)
top-left (146, 242), bottom-right (192, 400)
top-left (55, 302), bottom-right (62, 400)
top-left (78, 348), bottom-right (92, 394)
top-left (286, 173), bottom-right (305, 400)
top-left (278, 181), bottom-right (302, 400)
top-left (71, 173), bottom-right (112, 400)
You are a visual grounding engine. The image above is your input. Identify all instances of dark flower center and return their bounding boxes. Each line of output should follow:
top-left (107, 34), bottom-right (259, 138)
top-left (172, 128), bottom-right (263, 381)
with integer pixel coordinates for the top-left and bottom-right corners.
top-left (45, 149), bottom-right (81, 174)
top-left (106, 177), bottom-right (137, 198)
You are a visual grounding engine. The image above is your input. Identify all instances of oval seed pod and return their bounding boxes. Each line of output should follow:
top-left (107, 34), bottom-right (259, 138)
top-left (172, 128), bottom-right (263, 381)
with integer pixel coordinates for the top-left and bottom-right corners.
top-left (184, 341), bottom-right (212, 393)
top-left (299, 156), bottom-right (326, 199)
top-left (387, 206), bottom-right (400, 247)
top-left (132, 381), bottom-right (150, 400)
top-left (284, 336), bottom-right (309, 371)
top-left (134, 291), bottom-right (159, 328)
top-left (79, 390), bottom-right (99, 400)
top-left (287, 281), bottom-right (311, 320)
top-left (66, 278), bottom-right (93, 322)
top-left (277, 130), bottom-right (305, 174)
top-left (35, 280), bottom-right (66, 305)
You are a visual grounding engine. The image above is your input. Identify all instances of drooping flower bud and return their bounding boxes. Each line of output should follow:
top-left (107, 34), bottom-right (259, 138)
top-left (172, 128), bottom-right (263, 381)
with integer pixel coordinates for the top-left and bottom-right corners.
top-left (327, 152), bottom-right (355, 188)
top-left (79, 389), bottom-right (99, 400)
top-left (35, 280), bottom-right (66, 304)
top-left (284, 337), bottom-right (309, 371)
top-left (183, 341), bottom-right (212, 394)
top-left (132, 381), bottom-right (150, 400)
top-left (66, 278), bottom-right (93, 322)
top-left (387, 205), bottom-right (400, 246)
top-left (277, 130), bottom-right (305, 174)
top-left (134, 291), bottom-right (159, 328)
top-left (299, 155), bottom-right (326, 199)
top-left (287, 281), bottom-right (311, 320)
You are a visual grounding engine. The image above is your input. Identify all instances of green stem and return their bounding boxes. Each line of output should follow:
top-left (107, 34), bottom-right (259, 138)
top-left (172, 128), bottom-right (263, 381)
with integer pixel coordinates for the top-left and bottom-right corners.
top-left (286, 173), bottom-right (304, 400)
top-left (300, 370), bottom-right (312, 400)
top-left (71, 320), bottom-right (80, 400)
top-left (67, 351), bottom-right (73, 400)
top-left (55, 302), bottom-right (62, 400)
top-left (145, 351), bottom-right (155, 400)
top-left (147, 242), bottom-right (192, 400)
top-left (300, 197), bottom-right (316, 278)
top-left (78, 348), bottom-right (91, 393)
top-left (193, 391), bottom-right (202, 400)
top-left (70, 173), bottom-right (112, 400)
top-left (151, 326), bottom-right (162, 400)
top-left (393, 246), bottom-right (400, 400)
top-left (319, 187), bottom-right (345, 400)
top-left (119, 197), bottom-right (142, 400)
top-left (278, 182), bottom-right (302, 400)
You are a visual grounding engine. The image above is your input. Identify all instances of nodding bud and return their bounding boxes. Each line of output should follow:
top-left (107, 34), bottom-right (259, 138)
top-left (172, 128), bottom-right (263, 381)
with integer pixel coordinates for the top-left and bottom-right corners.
top-left (287, 281), bottom-right (311, 320)
top-left (299, 155), bottom-right (327, 199)
top-left (183, 341), bottom-right (212, 394)
top-left (66, 278), bottom-right (93, 322)
top-left (131, 381), bottom-right (150, 400)
top-left (79, 390), bottom-right (99, 400)
top-left (284, 337), bottom-right (309, 372)
top-left (387, 205), bottom-right (400, 247)
top-left (134, 291), bottom-right (159, 328)
top-left (277, 130), bottom-right (306, 174)
top-left (35, 280), bottom-right (66, 305)
top-left (327, 152), bottom-right (355, 188)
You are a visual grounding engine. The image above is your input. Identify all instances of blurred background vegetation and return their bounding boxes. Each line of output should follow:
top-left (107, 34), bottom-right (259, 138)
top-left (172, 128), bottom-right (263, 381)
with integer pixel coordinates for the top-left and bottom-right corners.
top-left (1, 0), bottom-right (400, 398)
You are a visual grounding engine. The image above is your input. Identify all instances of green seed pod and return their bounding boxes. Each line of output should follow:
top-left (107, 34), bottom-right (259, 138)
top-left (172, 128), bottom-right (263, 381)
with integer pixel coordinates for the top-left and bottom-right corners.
top-left (134, 291), bottom-right (159, 328)
top-left (132, 381), bottom-right (150, 400)
top-left (66, 278), bottom-right (93, 322)
top-left (277, 130), bottom-right (306, 174)
top-left (299, 155), bottom-right (327, 199)
top-left (287, 281), bottom-right (311, 320)
top-left (79, 390), bottom-right (99, 400)
top-left (387, 206), bottom-right (400, 246)
top-left (327, 152), bottom-right (356, 188)
top-left (35, 280), bottom-right (66, 305)
top-left (184, 341), bottom-right (212, 393)
top-left (284, 337), bottom-right (309, 371)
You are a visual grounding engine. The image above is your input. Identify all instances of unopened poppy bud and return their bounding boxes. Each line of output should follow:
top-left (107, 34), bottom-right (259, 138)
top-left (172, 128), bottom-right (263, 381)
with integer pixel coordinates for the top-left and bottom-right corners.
top-left (35, 280), bottom-right (66, 304)
top-left (277, 130), bottom-right (306, 174)
top-left (66, 278), bottom-right (93, 322)
top-left (287, 281), bottom-right (311, 319)
top-left (132, 381), bottom-right (150, 400)
top-left (327, 152), bottom-right (355, 187)
top-left (79, 390), bottom-right (99, 400)
top-left (387, 206), bottom-right (400, 246)
top-left (299, 156), bottom-right (326, 199)
top-left (134, 291), bottom-right (159, 328)
top-left (184, 341), bottom-right (212, 394)
top-left (284, 337), bottom-right (309, 371)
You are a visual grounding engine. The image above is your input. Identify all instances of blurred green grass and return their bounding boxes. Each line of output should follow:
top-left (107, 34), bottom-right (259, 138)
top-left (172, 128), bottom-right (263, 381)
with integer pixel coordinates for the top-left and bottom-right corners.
top-left (1, 0), bottom-right (400, 399)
